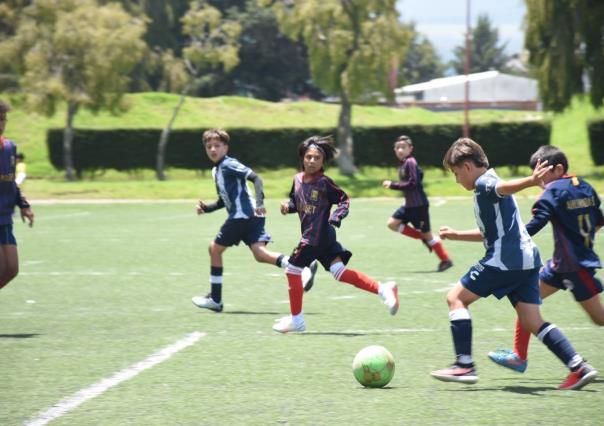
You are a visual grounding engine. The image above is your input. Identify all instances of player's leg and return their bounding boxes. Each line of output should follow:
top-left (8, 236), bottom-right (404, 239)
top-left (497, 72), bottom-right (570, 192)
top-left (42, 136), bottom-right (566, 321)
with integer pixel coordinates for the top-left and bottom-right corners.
top-left (488, 281), bottom-right (558, 372)
top-left (326, 245), bottom-right (399, 315)
top-left (516, 302), bottom-right (597, 390)
top-left (387, 206), bottom-right (422, 239)
top-left (574, 269), bottom-right (604, 325)
top-left (579, 295), bottom-right (604, 325)
top-left (416, 207), bottom-right (452, 272)
top-left (272, 243), bottom-right (314, 333)
top-left (192, 240), bottom-right (227, 312)
top-left (431, 282), bottom-right (480, 383)
top-left (0, 243), bottom-right (19, 290)
top-left (246, 218), bottom-right (319, 291)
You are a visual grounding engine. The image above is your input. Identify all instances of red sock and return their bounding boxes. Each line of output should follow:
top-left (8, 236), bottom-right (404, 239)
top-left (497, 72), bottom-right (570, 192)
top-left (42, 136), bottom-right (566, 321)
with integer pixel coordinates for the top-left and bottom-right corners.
top-left (338, 269), bottom-right (379, 294)
top-left (401, 224), bottom-right (422, 239)
top-left (432, 240), bottom-right (450, 262)
top-left (513, 318), bottom-right (531, 360)
top-left (286, 273), bottom-right (304, 315)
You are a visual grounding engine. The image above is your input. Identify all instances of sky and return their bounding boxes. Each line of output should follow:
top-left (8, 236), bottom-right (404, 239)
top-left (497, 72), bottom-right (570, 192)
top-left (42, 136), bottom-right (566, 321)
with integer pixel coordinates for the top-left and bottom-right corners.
top-left (396, 0), bottom-right (526, 63)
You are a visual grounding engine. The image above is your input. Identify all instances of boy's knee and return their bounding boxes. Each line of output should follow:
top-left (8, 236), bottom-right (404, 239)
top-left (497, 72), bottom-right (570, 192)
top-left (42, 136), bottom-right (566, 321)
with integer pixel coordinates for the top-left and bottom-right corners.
top-left (386, 219), bottom-right (399, 231)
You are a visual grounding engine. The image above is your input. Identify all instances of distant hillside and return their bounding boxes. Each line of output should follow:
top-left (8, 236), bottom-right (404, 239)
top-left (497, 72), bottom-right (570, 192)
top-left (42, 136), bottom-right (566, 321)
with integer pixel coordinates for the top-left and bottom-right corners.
top-left (1, 92), bottom-right (592, 177)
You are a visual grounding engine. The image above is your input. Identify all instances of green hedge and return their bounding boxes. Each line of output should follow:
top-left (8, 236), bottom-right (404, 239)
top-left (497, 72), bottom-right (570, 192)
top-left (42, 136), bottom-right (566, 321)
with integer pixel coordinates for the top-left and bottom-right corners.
top-left (47, 121), bottom-right (551, 173)
top-left (589, 119), bottom-right (604, 166)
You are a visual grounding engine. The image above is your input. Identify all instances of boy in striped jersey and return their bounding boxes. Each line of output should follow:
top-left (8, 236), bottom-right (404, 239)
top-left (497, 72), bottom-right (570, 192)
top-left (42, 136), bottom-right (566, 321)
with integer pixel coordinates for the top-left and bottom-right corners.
top-left (192, 129), bottom-right (317, 312)
top-left (383, 135), bottom-right (452, 272)
top-left (431, 138), bottom-right (596, 390)
top-left (488, 146), bottom-right (603, 389)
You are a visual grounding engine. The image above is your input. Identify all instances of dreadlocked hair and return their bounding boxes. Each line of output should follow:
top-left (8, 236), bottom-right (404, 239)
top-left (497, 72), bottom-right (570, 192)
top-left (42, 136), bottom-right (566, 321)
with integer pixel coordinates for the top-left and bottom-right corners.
top-left (298, 135), bottom-right (337, 163)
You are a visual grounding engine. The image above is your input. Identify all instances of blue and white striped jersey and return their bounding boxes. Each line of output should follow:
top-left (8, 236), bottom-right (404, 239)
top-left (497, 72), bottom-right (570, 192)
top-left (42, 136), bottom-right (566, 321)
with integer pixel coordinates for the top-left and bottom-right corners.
top-left (212, 156), bottom-right (256, 219)
top-left (473, 169), bottom-right (541, 271)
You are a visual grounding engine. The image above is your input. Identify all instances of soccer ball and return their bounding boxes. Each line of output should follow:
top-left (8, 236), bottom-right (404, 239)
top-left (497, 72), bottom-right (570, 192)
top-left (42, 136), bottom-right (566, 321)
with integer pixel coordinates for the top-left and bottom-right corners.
top-left (352, 345), bottom-right (395, 388)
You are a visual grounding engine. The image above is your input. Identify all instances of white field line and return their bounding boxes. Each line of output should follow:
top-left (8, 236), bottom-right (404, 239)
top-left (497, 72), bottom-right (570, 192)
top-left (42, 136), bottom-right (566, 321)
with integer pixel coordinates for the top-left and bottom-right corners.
top-left (24, 331), bottom-right (206, 426)
top-left (36, 212), bottom-right (91, 221)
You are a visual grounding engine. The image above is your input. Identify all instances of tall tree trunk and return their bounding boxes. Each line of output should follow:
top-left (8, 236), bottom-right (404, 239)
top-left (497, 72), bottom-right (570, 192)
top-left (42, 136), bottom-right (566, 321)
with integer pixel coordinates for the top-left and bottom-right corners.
top-left (156, 84), bottom-right (190, 181)
top-left (63, 102), bottom-right (78, 181)
top-left (335, 92), bottom-right (357, 176)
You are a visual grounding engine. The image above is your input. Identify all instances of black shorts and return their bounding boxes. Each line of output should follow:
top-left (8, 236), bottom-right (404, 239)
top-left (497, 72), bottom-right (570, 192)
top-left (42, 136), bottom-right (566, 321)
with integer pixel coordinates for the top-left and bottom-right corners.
top-left (214, 217), bottom-right (272, 247)
top-left (0, 224), bottom-right (16, 245)
top-left (289, 240), bottom-right (352, 270)
top-left (391, 205), bottom-right (431, 233)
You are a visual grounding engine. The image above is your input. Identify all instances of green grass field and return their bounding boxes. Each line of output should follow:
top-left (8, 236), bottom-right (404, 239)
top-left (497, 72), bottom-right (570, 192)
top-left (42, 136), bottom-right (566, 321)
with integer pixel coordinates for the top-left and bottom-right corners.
top-left (2, 199), bottom-right (603, 425)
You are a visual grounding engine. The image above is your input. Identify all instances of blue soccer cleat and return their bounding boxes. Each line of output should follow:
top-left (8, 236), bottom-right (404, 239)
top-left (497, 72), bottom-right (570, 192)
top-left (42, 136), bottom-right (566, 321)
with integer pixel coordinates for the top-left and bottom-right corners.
top-left (487, 349), bottom-right (527, 373)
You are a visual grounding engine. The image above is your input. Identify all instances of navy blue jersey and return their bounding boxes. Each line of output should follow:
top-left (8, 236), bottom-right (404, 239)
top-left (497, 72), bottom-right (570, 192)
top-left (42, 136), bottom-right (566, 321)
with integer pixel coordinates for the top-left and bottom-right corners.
top-left (286, 171), bottom-right (349, 246)
top-left (388, 156), bottom-right (429, 207)
top-left (526, 176), bottom-right (604, 272)
top-left (474, 169), bottom-right (541, 271)
top-left (0, 137), bottom-right (27, 225)
top-left (212, 156), bottom-right (257, 219)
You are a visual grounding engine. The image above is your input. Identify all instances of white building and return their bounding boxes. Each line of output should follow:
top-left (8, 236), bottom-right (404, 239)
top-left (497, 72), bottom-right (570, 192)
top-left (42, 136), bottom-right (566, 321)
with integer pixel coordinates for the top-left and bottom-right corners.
top-left (394, 71), bottom-right (539, 110)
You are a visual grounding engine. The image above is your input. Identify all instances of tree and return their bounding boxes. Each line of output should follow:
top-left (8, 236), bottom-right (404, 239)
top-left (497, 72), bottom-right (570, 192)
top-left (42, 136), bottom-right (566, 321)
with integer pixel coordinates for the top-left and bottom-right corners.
top-left (155, 0), bottom-right (241, 180)
top-left (0, 0), bottom-right (146, 180)
top-left (400, 22), bottom-right (444, 85)
top-left (260, 0), bottom-right (409, 175)
top-left (450, 13), bottom-right (509, 75)
top-left (525, 0), bottom-right (604, 112)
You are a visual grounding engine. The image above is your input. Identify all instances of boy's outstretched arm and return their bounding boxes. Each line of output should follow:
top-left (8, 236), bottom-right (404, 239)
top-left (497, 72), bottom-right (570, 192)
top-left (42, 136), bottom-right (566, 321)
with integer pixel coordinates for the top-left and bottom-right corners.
top-left (246, 171), bottom-right (266, 215)
top-left (439, 226), bottom-right (483, 242)
top-left (197, 198), bottom-right (225, 215)
top-left (496, 159), bottom-right (552, 196)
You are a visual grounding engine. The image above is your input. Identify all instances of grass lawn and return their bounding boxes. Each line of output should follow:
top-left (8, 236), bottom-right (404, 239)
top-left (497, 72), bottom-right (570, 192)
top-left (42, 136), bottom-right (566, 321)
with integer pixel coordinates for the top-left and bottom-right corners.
top-left (2, 199), bottom-right (603, 425)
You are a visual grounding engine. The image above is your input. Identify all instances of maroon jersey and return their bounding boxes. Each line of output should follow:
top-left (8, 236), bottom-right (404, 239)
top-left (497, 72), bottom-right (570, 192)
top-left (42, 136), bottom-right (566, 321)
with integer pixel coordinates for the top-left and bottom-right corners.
top-left (388, 155), bottom-right (428, 208)
top-left (286, 171), bottom-right (349, 246)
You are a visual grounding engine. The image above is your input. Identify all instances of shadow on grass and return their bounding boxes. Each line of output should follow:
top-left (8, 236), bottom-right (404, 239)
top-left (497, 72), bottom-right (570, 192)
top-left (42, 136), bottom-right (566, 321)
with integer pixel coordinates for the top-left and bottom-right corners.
top-left (221, 311), bottom-right (324, 316)
top-left (301, 331), bottom-right (366, 337)
top-left (0, 333), bottom-right (40, 338)
top-left (441, 377), bottom-right (603, 395)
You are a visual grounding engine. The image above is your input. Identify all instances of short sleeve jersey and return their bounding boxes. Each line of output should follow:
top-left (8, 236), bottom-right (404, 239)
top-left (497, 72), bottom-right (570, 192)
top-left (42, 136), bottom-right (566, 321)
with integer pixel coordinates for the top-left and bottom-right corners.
top-left (526, 176), bottom-right (603, 272)
top-left (388, 156), bottom-right (428, 208)
top-left (0, 137), bottom-right (19, 225)
top-left (288, 171), bottom-right (349, 246)
top-left (473, 169), bottom-right (541, 270)
top-left (212, 155), bottom-right (256, 219)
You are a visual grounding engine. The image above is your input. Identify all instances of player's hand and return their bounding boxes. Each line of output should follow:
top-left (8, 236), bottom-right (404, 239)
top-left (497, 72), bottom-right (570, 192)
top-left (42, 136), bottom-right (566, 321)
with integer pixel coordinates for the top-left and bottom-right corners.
top-left (196, 200), bottom-right (206, 215)
top-left (439, 225), bottom-right (456, 240)
top-left (382, 180), bottom-right (392, 189)
top-left (328, 219), bottom-right (341, 228)
top-left (255, 206), bottom-right (266, 217)
top-left (280, 201), bottom-right (290, 215)
top-left (531, 159), bottom-right (552, 187)
top-left (20, 207), bottom-right (34, 227)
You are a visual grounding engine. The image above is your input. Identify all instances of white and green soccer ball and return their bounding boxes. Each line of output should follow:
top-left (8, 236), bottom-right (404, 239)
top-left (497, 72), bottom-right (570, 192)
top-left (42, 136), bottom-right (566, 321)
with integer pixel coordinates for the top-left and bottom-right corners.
top-left (352, 345), bottom-right (395, 388)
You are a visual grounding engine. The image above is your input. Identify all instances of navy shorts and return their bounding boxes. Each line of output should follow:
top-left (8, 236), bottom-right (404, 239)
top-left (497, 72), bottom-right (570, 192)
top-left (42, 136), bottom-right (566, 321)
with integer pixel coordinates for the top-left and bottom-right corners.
top-left (0, 224), bottom-right (16, 245)
top-left (288, 240), bottom-right (352, 270)
top-left (214, 217), bottom-right (272, 247)
top-left (460, 263), bottom-right (541, 306)
top-left (540, 260), bottom-right (603, 302)
top-left (391, 205), bottom-right (431, 233)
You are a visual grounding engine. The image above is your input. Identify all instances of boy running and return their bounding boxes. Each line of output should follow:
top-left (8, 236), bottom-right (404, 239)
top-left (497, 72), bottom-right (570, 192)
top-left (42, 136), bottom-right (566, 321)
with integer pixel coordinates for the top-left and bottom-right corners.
top-left (272, 135), bottom-right (399, 333)
top-left (431, 138), bottom-right (596, 390)
top-left (0, 100), bottom-right (34, 291)
top-left (192, 129), bottom-right (317, 312)
top-left (488, 146), bottom-right (604, 381)
top-left (383, 135), bottom-right (452, 272)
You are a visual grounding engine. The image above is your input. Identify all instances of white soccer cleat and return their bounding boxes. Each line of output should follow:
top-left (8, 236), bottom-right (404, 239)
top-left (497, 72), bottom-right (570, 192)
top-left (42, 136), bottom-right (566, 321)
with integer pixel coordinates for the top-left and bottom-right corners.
top-left (191, 294), bottom-right (223, 312)
top-left (380, 281), bottom-right (399, 315)
top-left (302, 260), bottom-right (319, 292)
top-left (272, 315), bottom-right (306, 333)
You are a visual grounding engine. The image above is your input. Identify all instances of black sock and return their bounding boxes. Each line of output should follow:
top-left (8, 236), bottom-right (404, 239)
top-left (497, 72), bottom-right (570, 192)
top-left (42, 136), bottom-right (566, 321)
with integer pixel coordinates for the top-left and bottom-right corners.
top-left (210, 266), bottom-right (223, 303)
top-left (538, 322), bottom-right (582, 369)
top-left (451, 319), bottom-right (473, 367)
